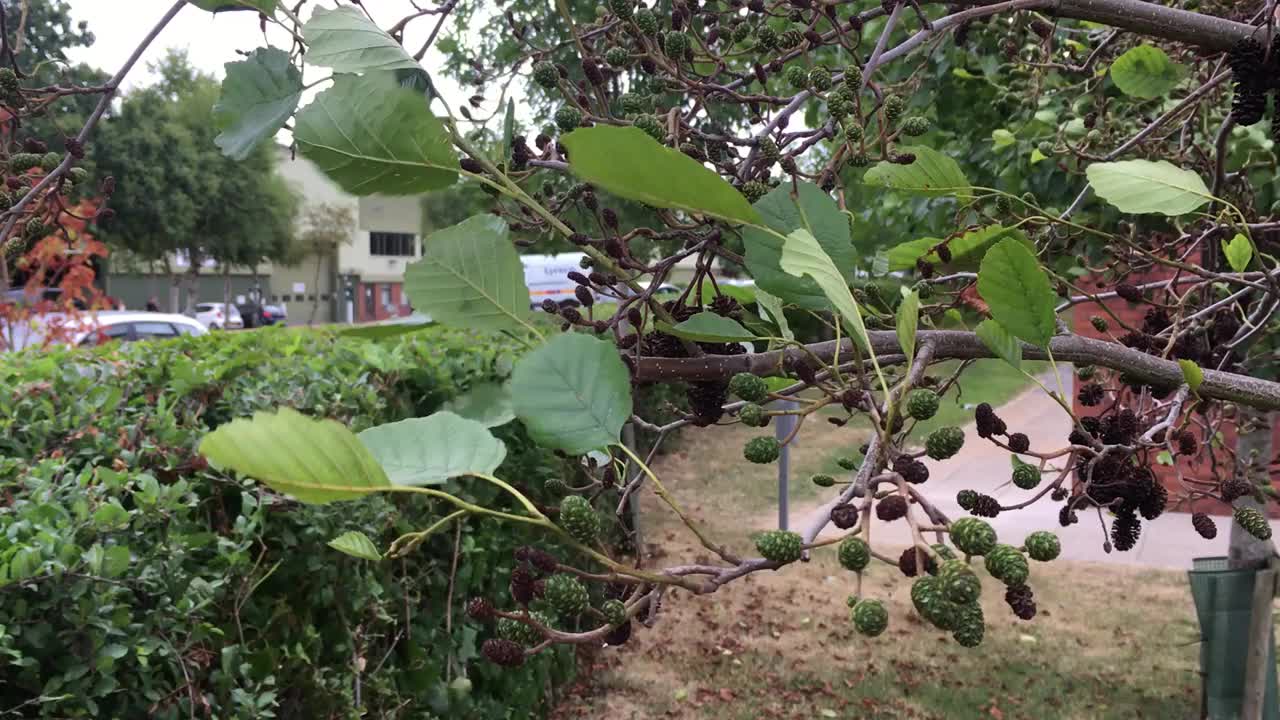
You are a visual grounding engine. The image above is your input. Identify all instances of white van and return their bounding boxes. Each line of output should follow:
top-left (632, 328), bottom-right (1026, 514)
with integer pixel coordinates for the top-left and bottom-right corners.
top-left (522, 253), bottom-right (590, 308)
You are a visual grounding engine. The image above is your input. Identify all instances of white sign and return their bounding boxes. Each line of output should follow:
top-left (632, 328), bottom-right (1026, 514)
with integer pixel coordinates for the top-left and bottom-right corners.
top-left (292, 282), bottom-right (306, 294)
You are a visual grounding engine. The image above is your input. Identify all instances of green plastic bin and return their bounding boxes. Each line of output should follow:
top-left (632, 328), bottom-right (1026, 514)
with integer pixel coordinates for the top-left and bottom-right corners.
top-left (1188, 557), bottom-right (1279, 720)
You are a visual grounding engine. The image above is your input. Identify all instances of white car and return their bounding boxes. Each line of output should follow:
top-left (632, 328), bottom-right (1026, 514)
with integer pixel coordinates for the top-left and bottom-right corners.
top-left (74, 311), bottom-right (208, 347)
top-left (194, 302), bottom-right (244, 330)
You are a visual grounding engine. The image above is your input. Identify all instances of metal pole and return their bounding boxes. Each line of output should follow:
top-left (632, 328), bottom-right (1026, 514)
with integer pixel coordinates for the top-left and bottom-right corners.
top-left (774, 400), bottom-right (799, 531)
top-left (621, 423), bottom-right (642, 558)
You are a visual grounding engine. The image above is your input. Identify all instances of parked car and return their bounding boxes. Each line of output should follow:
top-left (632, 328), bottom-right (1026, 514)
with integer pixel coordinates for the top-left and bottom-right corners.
top-left (261, 304), bottom-right (287, 325)
top-left (194, 302), bottom-right (243, 330)
top-left (74, 312), bottom-right (208, 347)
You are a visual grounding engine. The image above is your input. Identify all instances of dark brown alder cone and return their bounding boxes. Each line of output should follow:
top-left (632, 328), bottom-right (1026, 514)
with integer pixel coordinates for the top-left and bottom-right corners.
top-left (467, 597), bottom-right (496, 622)
top-left (897, 547), bottom-right (937, 577)
top-left (876, 494), bottom-right (909, 521)
top-left (515, 546), bottom-right (559, 574)
top-left (510, 566), bottom-right (537, 605)
top-left (1192, 512), bottom-right (1218, 539)
top-left (1220, 476), bottom-right (1252, 502)
top-left (830, 503), bottom-right (859, 529)
top-left (1007, 433), bottom-right (1030, 453)
top-left (1115, 283), bottom-right (1143, 303)
top-left (1005, 584), bottom-right (1037, 620)
top-left (482, 639), bottom-right (526, 667)
top-left (970, 493), bottom-right (1001, 518)
top-left (1111, 510), bottom-right (1141, 551)
top-left (604, 619), bottom-right (633, 646)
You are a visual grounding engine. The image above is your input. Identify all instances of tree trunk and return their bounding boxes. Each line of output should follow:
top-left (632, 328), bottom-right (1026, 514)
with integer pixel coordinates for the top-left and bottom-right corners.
top-left (1230, 408), bottom-right (1275, 569)
top-left (309, 253), bottom-right (323, 325)
top-left (222, 263), bottom-right (232, 317)
top-left (184, 265), bottom-right (199, 315)
top-left (168, 271), bottom-right (180, 314)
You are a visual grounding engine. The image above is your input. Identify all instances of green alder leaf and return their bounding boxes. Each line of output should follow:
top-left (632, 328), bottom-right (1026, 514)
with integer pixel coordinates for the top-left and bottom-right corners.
top-left (975, 319), bottom-right (1022, 370)
top-left (213, 47), bottom-right (303, 161)
top-left (501, 99), bottom-right (516, 164)
top-left (444, 383), bottom-right (516, 428)
top-left (977, 239), bottom-right (1057, 349)
top-left (1178, 359), bottom-right (1204, 393)
top-left (102, 546), bottom-right (131, 578)
top-left (897, 290), bottom-right (919, 361)
top-left (295, 73), bottom-right (458, 196)
top-left (358, 412), bottom-right (506, 486)
top-left (778, 228), bottom-right (870, 350)
top-left (404, 215), bottom-right (532, 333)
top-left (887, 225), bottom-right (1029, 272)
top-left (755, 288), bottom-right (793, 341)
top-left (659, 312), bottom-right (757, 343)
top-left (327, 531), bottom-right (382, 561)
top-left (1222, 232), bottom-right (1253, 273)
top-left (190, 0), bottom-right (277, 12)
top-left (200, 408), bottom-right (390, 504)
top-left (560, 126), bottom-right (762, 225)
top-left (991, 129), bottom-right (1016, 149)
top-left (511, 333), bottom-right (633, 455)
top-left (1109, 45), bottom-right (1186, 99)
top-left (1086, 160), bottom-right (1211, 216)
top-left (302, 5), bottom-right (421, 73)
top-left (743, 181), bottom-right (857, 310)
top-left (862, 146), bottom-right (972, 197)
top-left (1029, 148), bottom-right (1048, 165)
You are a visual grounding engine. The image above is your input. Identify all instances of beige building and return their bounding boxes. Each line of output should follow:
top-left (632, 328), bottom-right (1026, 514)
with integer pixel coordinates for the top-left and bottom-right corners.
top-left (272, 147), bottom-right (425, 325)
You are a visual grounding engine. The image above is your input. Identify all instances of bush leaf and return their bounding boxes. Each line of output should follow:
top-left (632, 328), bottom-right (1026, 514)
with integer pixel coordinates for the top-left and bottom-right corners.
top-left (1222, 233), bottom-right (1253, 273)
top-left (743, 181), bottom-right (857, 310)
top-left (404, 215), bottom-right (533, 333)
top-left (975, 319), bottom-right (1022, 370)
top-left (897, 290), bottom-right (919, 361)
top-left (659, 312), bottom-right (757, 343)
top-left (560, 126), bottom-right (762, 225)
top-left (1086, 160), bottom-right (1211, 216)
top-left (303, 5), bottom-right (421, 73)
top-left (295, 73), bottom-right (457, 196)
top-left (358, 412), bottom-right (507, 486)
top-left (200, 408), bottom-right (390, 504)
top-left (862, 146), bottom-right (972, 197)
top-left (778, 228), bottom-right (870, 350)
top-left (328, 531), bottom-right (382, 561)
top-left (511, 334), bottom-right (633, 454)
top-left (213, 47), bottom-right (302, 160)
top-left (977, 239), bottom-right (1057, 349)
top-left (1109, 46), bottom-right (1186, 99)
top-left (444, 383), bottom-right (515, 428)
top-left (1178, 359), bottom-right (1204, 392)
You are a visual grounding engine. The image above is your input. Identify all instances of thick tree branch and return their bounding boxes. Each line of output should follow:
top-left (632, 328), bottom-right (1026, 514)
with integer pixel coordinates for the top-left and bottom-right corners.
top-left (633, 330), bottom-right (1280, 410)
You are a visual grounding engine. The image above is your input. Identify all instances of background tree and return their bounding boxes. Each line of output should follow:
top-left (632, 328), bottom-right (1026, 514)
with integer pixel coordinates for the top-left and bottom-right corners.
top-left (92, 50), bottom-right (296, 312)
top-left (291, 202), bottom-right (354, 324)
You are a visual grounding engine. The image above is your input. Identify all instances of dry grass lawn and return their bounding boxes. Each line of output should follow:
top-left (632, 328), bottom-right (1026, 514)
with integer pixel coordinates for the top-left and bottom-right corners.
top-left (552, 411), bottom-right (1204, 720)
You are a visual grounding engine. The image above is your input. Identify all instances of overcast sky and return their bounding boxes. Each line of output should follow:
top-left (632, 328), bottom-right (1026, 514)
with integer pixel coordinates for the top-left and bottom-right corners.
top-left (64, 1), bottom-right (465, 96)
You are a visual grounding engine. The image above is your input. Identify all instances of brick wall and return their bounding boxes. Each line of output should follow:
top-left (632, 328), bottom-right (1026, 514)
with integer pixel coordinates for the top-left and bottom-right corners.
top-left (1068, 270), bottom-right (1279, 516)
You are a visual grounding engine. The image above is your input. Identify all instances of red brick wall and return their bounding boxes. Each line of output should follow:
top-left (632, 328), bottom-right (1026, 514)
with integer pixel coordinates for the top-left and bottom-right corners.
top-left (355, 282), bottom-right (413, 323)
top-left (1068, 271), bottom-right (1280, 516)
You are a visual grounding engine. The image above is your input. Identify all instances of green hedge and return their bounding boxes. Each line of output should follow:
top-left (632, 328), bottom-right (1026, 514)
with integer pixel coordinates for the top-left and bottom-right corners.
top-left (0, 327), bottom-right (577, 719)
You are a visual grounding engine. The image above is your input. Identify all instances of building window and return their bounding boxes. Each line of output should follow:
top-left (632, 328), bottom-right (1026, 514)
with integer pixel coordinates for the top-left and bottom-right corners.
top-left (380, 285), bottom-right (392, 309)
top-left (369, 232), bottom-right (416, 257)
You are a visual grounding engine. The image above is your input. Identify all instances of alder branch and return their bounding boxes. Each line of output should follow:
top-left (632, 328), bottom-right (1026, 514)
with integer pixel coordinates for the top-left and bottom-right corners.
top-left (633, 330), bottom-right (1280, 410)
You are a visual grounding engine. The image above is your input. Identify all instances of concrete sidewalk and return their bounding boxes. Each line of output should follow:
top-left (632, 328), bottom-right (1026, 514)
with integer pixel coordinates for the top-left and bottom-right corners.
top-left (818, 366), bottom-right (1280, 570)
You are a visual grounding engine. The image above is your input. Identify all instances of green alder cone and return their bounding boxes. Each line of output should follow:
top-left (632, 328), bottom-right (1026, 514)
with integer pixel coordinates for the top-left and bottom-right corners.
top-left (601, 599), bottom-right (627, 626)
top-left (952, 603), bottom-right (985, 647)
top-left (555, 106), bottom-right (583, 133)
top-left (809, 66), bottom-right (832, 92)
top-left (619, 92), bottom-right (647, 117)
top-left (605, 46), bottom-right (630, 67)
top-left (1012, 463), bottom-right (1041, 490)
top-left (906, 388), bottom-right (940, 421)
top-left (740, 180), bottom-right (769, 203)
top-left (664, 31), bottom-right (689, 59)
top-left (939, 559), bottom-right (981, 604)
top-left (498, 611), bottom-right (556, 647)
top-left (743, 436), bottom-right (781, 464)
top-left (911, 576), bottom-right (959, 631)
top-left (852, 599), bottom-right (889, 637)
top-left (633, 113), bottom-right (665, 142)
top-left (532, 61), bottom-right (559, 89)
top-left (1233, 505), bottom-right (1272, 540)
top-left (932, 543), bottom-right (957, 562)
top-left (543, 574), bottom-right (590, 618)
top-left (739, 403), bottom-right (767, 427)
top-left (811, 473), bottom-right (835, 488)
top-left (925, 426), bottom-right (965, 460)
top-left (559, 495), bottom-right (601, 544)
top-left (951, 517), bottom-right (998, 556)
top-left (1024, 531), bottom-right (1061, 562)
top-left (984, 544), bottom-right (1030, 586)
top-left (785, 64), bottom-right (808, 89)
top-left (756, 529), bottom-right (803, 563)
top-left (634, 8), bottom-right (658, 35)
top-left (608, 0), bottom-right (634, 21)
top-left (729, 372), bottom-right (769, 402)
top-left (838, 536), bottom-right (870, 571)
